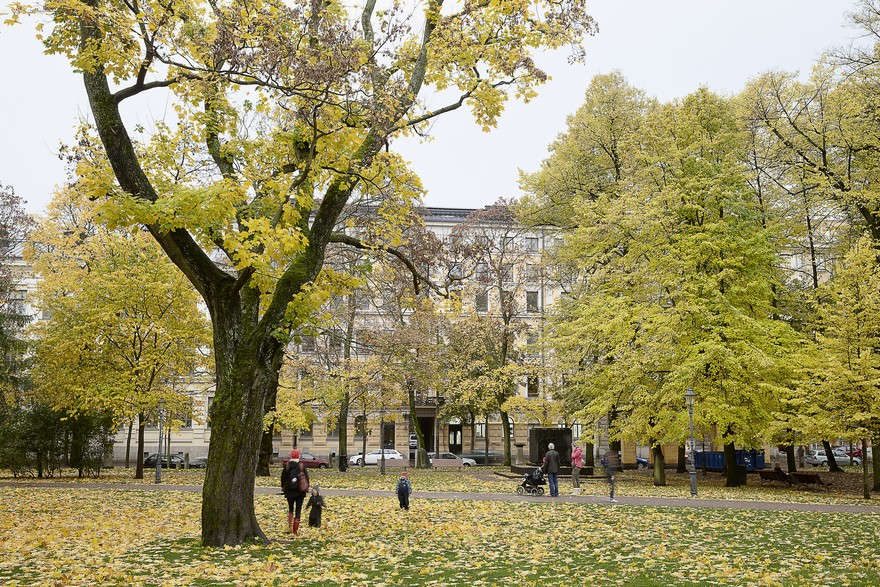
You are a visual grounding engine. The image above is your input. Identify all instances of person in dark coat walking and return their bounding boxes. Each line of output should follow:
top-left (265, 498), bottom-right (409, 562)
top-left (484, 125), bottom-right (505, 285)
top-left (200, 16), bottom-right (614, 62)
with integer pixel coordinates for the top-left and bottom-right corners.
top-left (602, 448), bottom-right (620, 503)
top-left (281, 449), bottom-right (310, 535)
top-left (396, 470), bottom-right (413, 510)
top-left (542, 443), bottom-right (561, 497)
top-left (305, 486), bottom-right (325, 528)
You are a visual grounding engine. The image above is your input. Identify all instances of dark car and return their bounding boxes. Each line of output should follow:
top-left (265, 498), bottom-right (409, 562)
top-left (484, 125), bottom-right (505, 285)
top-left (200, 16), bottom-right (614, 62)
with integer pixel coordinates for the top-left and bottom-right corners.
top-left (188, 457), bottom-right (208, 469)
top-left (635, 457), bottom-right (649, 469)
top-left (143, 454), bottom-right (186, 468)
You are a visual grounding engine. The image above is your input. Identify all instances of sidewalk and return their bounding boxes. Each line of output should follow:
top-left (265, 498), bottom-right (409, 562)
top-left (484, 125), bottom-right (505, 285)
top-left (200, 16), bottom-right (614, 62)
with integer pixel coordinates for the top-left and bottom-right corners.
top-left (4, 481), bottom-right (880, 514)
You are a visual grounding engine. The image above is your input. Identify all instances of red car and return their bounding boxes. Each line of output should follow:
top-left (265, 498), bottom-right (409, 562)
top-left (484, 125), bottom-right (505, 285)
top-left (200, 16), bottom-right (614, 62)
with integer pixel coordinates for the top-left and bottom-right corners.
top-left (281, 452), bottom-right (329, 469)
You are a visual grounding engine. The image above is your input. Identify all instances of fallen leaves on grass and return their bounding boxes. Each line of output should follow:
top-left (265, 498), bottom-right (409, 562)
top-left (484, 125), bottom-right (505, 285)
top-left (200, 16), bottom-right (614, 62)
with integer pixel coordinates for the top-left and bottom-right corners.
top-left (1, 486), bottom-right (880, 586)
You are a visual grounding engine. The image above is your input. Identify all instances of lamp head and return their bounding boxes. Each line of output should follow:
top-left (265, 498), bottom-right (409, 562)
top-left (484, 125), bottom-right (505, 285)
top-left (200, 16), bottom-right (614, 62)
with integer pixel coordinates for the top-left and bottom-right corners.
top-left (684, 388), bottom-right (695, 407)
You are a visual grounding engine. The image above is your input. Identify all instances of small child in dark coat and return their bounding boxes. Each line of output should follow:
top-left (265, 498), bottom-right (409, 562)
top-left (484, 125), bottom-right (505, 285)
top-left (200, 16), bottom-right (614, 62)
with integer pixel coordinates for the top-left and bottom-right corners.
top-left (396, 471), bottom-right (413, 510)
top-left (306, 486), bottom-right (325, 528)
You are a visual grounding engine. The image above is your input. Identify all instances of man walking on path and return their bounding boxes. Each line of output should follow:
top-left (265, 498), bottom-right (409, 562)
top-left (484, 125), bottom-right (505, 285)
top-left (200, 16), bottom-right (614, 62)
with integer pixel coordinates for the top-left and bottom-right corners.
top-left (543, 443), bottom-right (561, 497)
top-left (571, 444), bottom-right (583, 495)
top-left (603, 449), bottom-right (620, 503)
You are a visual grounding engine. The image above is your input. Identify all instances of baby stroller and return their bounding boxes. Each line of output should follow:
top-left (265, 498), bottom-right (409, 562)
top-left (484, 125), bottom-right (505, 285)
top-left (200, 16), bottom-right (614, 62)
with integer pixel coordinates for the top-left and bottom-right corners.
top-left (516, 467), bottom-right (547, 496)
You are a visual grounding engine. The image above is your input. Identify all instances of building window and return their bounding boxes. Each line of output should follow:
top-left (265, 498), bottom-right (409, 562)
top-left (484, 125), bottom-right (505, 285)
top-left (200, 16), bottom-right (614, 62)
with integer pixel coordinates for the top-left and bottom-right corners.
top-left (206, 397), bottom-right (214, 430)
top-left (500, 263), bottom-right (513, 283)
top-left (354, 415), bottom-right (367, 438)
top-left (299, 423), bottom-right (313, 439)
top-left (475, 291), bottom-right (488, 313)
top-left (354, 293), bottom-right (369, 312)
top-left (572, 422), bottom-right (583, 442)
top-left (300, 335), bottom-right (316, 353)
top-left (527, 376), bottom-right (539, 398)
top-left (475, 422), bottom-right (486, 439)
top-left (525, 237), bottom-right (539, 252)
top-left (476, 262), bottom-right (489, 281)
top-left (526, 291), bottom-right (540, 313)
top-left (327, 426), bottom-right (339, 440)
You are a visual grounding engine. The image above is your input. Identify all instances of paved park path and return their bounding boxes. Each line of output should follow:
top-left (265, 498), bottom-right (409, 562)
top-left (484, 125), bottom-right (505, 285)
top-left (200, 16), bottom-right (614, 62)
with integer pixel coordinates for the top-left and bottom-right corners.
top-left (4, 481), bottom-right (880, 515)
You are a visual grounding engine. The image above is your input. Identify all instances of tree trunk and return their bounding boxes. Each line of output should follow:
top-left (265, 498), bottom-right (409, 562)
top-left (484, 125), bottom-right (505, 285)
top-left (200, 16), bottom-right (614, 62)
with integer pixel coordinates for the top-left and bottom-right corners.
top-left (822, 440), bottom-right (843, 472)
top-left (676, 444), bottom-right (687, 474)
top-left (583, 442), bottom-right (595, 475)
top-left (338, 392), bottom-right (349, 471)
top-left (785, 444), bottom-right (797, 473)
top-left (201, 347), bottom-right (279, 547)
top-left (609, 439), bottom-right (622, 472)
top-left (484, 414), bottom-right (490, 465)
top-left (256, 384), bottom-right (278, 476)
top-left (862, 438), bottom-right (871, 500)
top-left (407, 381), bottom-right (428, 468)
top-left (135, 415), bottom-right (145, 480)
top-left (873, 432), bottom-right (880, 492)
top-left (125, 420), bottom-right (133, 469)
top-left (501, 409), bottom-right (512, 466)
top-left (652, 444), bottom-right (666, 486)
top-left (359, 408), bottom-right (368, 467)
top-left (723, 442), bottom-right (743, 487)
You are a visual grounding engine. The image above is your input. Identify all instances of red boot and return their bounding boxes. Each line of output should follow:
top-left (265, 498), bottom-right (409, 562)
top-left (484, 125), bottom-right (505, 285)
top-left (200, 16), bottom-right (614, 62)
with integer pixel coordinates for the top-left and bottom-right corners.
top-left (286, 512), bottom-right (294, 533)
top-left (292, 517), bottom-right (300, 536)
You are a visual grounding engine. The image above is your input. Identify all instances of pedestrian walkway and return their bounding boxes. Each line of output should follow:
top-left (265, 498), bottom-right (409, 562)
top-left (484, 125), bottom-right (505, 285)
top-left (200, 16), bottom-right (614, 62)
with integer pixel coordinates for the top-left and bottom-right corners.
top-left (4, 481), bottom-right (880, 514)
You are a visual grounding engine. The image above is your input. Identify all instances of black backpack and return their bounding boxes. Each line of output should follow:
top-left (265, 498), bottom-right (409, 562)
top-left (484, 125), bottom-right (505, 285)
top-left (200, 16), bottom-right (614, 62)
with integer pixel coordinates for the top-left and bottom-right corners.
top-left (281, 462), bottom-right (297, 491)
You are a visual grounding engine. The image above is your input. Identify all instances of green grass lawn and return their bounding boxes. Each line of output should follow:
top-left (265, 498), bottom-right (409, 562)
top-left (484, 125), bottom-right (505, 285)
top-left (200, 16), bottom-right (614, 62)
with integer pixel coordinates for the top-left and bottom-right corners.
top-left (1, 480), bottom-right (879, 586)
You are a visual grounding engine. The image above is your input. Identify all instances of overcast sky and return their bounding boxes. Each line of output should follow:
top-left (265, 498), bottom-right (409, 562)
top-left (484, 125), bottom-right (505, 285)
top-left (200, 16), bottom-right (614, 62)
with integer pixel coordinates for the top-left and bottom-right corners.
top-left (0, 1), bottom-right (866, 215)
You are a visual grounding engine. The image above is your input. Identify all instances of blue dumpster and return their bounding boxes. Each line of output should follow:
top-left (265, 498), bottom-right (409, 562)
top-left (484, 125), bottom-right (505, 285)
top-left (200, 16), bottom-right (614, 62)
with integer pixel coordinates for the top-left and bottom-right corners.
top-left (694, 450), bottom-right (765, 472)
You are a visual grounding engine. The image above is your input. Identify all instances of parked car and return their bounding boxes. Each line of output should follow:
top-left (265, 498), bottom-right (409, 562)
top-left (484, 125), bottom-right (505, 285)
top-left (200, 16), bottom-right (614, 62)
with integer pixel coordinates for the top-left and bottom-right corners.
top-left (299, 452), bottom-right (330, 468)
top-left (428, 452), bottom-right (476, 467)
top-left (188, 457), bottom-right (207, 469)
top-left (280, 452), bottom-right (330, 468)
top-left (805, 450), bottom-right (861, 467)
top-left (143, 454), bottom-right (186, 468)
top-left (349, 449), bottom-right (404, 465)
top-left (635, 457), bottom-right (649, 469)
top-left (461, 450), bottom-right (499, 465)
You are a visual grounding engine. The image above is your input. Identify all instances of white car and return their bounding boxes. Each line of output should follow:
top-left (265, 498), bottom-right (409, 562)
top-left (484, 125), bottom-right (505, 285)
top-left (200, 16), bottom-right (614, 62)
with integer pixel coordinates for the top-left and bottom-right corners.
top-left (428, 452), bottom-right (476, 467)
top-left (805, 450), bottom-right (861, 467)
top-left (349, 449), bottom-right (404, 465)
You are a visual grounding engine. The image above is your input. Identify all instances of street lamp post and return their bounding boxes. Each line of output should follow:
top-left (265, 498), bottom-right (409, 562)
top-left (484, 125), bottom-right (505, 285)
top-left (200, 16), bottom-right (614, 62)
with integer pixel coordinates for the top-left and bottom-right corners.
top-left (684, 388), bottom-right (697, 497)
top-left (155, 398), bottom-right (166, 484)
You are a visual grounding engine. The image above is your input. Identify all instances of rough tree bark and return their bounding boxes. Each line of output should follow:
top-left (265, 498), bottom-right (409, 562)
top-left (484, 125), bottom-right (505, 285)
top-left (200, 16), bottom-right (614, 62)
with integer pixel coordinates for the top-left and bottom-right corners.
top-left (652, 444), bottom-right (666, 487)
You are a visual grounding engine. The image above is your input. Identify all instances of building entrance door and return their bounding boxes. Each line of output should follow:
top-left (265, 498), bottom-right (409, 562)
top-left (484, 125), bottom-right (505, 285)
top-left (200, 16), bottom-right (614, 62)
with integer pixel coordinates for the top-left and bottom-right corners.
top-left (449, 424), bottom-right (463, 454)
top-left (382, 422), bottom-right (395, 449)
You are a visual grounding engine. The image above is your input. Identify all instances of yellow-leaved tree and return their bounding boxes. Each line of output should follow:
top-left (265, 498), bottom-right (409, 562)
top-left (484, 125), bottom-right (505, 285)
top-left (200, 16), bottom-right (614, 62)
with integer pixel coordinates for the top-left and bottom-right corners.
top-left (27, 189), bottom-right (212, 480)
top-left (8, 0), bottom-right (596, 544)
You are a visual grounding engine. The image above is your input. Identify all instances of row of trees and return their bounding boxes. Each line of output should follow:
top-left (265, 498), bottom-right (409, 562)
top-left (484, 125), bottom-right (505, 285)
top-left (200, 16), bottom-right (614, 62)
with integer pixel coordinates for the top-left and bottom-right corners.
top-left (518, 2), bottom-right (880, 493)
top-left (0, 184), bottom-right (213, 478)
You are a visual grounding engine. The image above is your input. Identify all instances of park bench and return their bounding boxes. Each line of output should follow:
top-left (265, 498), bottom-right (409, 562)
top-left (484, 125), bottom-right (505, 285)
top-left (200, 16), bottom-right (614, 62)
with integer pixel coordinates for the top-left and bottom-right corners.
top-left (789, 471), bottom-right (829, 488)
top-left (758, 469), bottom-right (791, 485)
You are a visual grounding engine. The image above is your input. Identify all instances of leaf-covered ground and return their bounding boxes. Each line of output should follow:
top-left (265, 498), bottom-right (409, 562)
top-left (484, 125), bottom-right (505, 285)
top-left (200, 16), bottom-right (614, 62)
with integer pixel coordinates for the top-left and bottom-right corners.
top-left (1, 482), bottom-right (879, 586)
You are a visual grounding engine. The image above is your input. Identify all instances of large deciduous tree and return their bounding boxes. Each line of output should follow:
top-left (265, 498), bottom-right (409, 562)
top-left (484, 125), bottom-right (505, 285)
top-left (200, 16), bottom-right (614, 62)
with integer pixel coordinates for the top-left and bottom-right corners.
top-left (14, 0), bottom-right (595, 545)
top-left (525, 86), bottom-right (803, 487)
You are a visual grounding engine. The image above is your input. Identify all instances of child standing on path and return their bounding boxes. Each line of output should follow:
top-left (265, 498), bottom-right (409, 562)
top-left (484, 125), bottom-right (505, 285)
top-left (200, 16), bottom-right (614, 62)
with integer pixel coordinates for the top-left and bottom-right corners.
top-left (396, 470), bottom-right (413, 510)
top-left (306, 486), bottom-right (325, 528)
